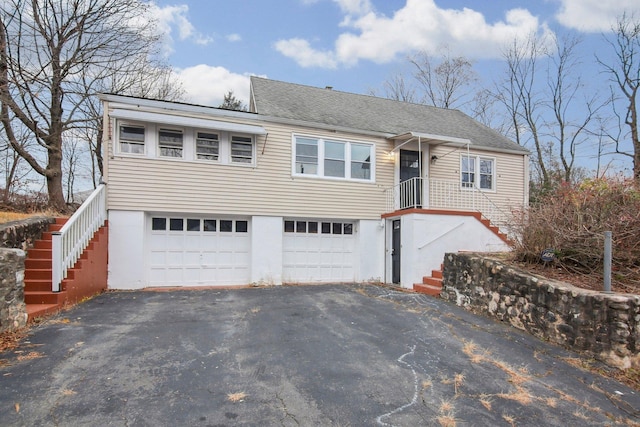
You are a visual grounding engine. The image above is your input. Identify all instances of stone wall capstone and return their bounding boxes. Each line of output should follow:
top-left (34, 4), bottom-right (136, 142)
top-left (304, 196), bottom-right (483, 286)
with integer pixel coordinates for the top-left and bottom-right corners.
top-left (0, 248), bottom-right (27, 333)
top-left (440, 252), bottom-right (640, 369)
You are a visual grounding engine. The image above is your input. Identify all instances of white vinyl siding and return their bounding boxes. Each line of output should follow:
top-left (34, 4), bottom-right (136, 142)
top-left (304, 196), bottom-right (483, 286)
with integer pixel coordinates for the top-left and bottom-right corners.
top-left (105, 115), bottom-right (394, 220)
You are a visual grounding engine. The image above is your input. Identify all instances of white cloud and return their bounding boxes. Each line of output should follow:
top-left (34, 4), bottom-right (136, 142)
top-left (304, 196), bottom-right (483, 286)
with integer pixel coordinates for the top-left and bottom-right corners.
top-left (149, 3), bottom-right (213, 54)
top-left (555, 0), bottom-right (640, 32)
top-left (174, 65), bottom-right (260, 107)
top-left (274, 38), bottom-right (338, 68)
top-left (276, 0), bottom-right (552, 68)
top-left (226, 33), bottom-right (242, 42)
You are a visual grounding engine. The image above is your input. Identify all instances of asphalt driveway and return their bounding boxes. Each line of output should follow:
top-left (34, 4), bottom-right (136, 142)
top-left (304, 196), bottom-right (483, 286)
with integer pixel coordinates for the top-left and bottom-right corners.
top-left (1, 284), bottom-right (638, 426)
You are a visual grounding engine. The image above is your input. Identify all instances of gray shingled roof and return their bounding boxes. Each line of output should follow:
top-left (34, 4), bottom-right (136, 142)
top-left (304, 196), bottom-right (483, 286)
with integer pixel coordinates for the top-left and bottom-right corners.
top-left (250, 76), bottom-right (528, 154)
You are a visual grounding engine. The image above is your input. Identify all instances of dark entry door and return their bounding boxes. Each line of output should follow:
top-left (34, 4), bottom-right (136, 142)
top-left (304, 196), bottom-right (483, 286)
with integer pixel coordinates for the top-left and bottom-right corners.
top-left (392, 219), bottom-right (401, 284)
top-left (399, 150), bottom-right (421, 208)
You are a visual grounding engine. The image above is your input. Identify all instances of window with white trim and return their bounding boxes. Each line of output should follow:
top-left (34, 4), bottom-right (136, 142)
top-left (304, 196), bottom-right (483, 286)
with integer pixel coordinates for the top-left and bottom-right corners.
top-left (159, 128), bottom-right (183, 158)
top-left (461, 155), bottom-right (494, 190)
top-left (119, 125), bottom-right (145, 154)
top-left (196, 131), bottom-right (219, 161)
top-left (230, 135), bottom-right (253, 164)
top-left (293, 135), bottom-right (374, 182)
top-left (295, 137), bottom-right (318, 174)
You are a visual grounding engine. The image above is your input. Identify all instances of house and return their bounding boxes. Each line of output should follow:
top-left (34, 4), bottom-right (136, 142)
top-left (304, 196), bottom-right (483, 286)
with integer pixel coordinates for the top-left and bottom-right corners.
top-left (99, 77), bottom-right (529, 291)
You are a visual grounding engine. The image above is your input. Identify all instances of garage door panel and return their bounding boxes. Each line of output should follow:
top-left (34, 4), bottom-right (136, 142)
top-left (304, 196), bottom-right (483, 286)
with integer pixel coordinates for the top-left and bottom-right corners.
top-left (148, 215), bottom-right (251, 286)
top-left (283, 219), bottom-right (357, 283)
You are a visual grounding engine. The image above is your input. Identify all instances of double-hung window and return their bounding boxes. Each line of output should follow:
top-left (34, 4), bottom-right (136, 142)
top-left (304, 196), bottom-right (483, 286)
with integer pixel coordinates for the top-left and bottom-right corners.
top-left (293, 135), bottom-right (374, 182)
top-left (324, 141), bottom-right (345, 177)
top-left (196, 132), bottom-right (219, 161)
top-left (351, 143), bottom-right (371, 180)
top-left (230, 135), bottom-right (253, 164)
top-left (461, 155), bottom-right (494, 190)
top-left (295, 137), bottom-right (318, 174)
top-left (159, 128), bottom-right (183, 158)
top-left (119, 125), bottom-right (145, 154)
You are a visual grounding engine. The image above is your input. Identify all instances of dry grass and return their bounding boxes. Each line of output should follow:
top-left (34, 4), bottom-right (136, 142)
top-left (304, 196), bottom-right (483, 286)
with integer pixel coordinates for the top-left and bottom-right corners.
top-left (0, 328), bottom-right (29, 353)
top-left (61, 389), bottom-right (77, 396)
top-left (454, 373), bottom-right (465, 395)
top-left (479, 395), bottom-right (493, 411)
top-left (439, 400), bottom-right (454, 413)
top-left (422, 379), bottom-right (432, 390)
top-left (16, 351), bottom-right (44, 362)
top-left (227, 392), bottom-right (247, 403)
top-left (436, 414), bottom-right (457, 427)
top-left (563, 357), bottom-right (640, 392)
top-left (502, 414), bottom-right (516, 426)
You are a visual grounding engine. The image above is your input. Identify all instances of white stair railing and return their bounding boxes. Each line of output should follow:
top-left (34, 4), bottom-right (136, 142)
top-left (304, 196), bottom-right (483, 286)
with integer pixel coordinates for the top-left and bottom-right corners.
top-left (428, 179), bottom-right (512, 227)
top-left (52, 184), bottom-right (107, 292)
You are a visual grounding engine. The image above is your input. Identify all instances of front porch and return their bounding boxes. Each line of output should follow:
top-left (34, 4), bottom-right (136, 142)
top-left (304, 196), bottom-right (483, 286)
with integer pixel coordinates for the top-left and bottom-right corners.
top-left (385, 177), bottom-right (515, 230)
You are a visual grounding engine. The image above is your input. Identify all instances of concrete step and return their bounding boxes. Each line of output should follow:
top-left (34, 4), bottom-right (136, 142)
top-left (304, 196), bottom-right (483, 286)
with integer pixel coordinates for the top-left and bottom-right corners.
top-left (24, 279), bottom-right (53, 292)
top-left (413, 283), bottom-right (442, 296)
top-left (422, 276), bottom-right (442, 287)
top-left (34, 239), bottom-right (52, 250)
top-left (24, 268), bottom-right (51, 281)
top-left (24, 290), bottom-right (66, 305)
top-left (26, 304), bottom-right (59, 322)
top-left (26, 248), bottom-right (51, 259)
top-left (25, 258), bottom-right (51, 270)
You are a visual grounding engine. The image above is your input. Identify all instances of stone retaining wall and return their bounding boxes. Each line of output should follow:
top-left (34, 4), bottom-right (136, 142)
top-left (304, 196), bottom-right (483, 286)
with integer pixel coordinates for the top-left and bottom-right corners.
top-left (441, 252), bottom-right (640, 369)
top-left (0, 216), bottom-right (55, 250)
top-left (0, 216), bottom-right (54, 333)
top-left (0, 249), bottom-right (27, 333)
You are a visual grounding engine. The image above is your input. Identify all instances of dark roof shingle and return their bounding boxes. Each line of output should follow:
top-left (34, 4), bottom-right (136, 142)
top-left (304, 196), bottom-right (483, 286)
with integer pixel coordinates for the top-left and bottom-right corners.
top-left (250, 76), bottom-right (528, 154)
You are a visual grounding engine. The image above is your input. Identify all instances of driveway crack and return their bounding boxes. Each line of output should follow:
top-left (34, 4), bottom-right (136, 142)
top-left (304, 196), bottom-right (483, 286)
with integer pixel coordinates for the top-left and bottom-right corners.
top-left (276, 390), bottom-right (300, 426)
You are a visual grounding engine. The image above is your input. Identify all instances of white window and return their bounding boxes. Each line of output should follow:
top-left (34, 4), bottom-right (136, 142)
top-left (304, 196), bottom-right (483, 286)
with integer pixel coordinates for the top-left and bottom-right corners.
top-left (119, 125), bottom-right (145, 154)
top-left (295, 137), bottom-right (318, 174)
top-left (324, 141), bottom-right (345, 177)
top-left (230, 135), bottom-right (253, 164)
top-left (293, 135), bottom-right (374, 182)
top-left (196, 131), bottom-right (219, 161)
top-left (461, 155), bottom-right (495, 190)
top-left (351, 143), bottom-right (371, 180)
top-left (159, 128), bottom-right (183, 158)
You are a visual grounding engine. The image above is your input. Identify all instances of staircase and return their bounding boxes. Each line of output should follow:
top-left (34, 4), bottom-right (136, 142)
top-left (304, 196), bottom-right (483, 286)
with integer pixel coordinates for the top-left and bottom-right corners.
top-left (413, 265), bottom-right (443, 296)
top-left (24, 218), bottom-right (68, 320)
top-left (23, 217), bottom-right (109, 321)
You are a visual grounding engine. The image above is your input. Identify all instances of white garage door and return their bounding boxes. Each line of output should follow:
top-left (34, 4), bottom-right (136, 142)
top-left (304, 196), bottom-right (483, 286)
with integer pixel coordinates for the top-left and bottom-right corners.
top-left (283, 219), bottom-right (356, 283)
top-left (148, 216), bottom-right (250, 286)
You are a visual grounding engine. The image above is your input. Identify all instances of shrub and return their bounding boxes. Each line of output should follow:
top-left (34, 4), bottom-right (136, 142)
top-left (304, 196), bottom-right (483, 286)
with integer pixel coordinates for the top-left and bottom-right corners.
top-left (509, 177), bottom-right (640, 291)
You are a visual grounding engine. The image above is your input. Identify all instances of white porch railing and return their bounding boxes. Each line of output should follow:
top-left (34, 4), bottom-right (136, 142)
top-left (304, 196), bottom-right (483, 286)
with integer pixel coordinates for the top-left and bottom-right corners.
top-left (385, 177), bottom-right (423, 212)
top-left (385, 178), bottom-right (513, 228)
top-left (52, 184), bottom-right (107, 292)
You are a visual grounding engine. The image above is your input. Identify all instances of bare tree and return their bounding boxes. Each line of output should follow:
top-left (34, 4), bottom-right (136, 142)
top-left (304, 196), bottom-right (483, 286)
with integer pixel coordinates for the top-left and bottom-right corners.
top-left (369, 73), bottom-right (417, 103)
top-left (410, 47), bottom-right (478, 109)
top-left (78, 60), bottom-right (184, 187)
top-left (0, 0), bottom-right (165, 211)
top-left (496, 35), bottom-right (550, 188)
top-left (597, 13), bottom-right (640, 183)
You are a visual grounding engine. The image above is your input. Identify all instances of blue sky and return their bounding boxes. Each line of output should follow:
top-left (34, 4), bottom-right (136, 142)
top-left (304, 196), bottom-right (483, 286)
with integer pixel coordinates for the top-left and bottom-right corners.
top-left (150, 0), bottom-right (640, 107)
